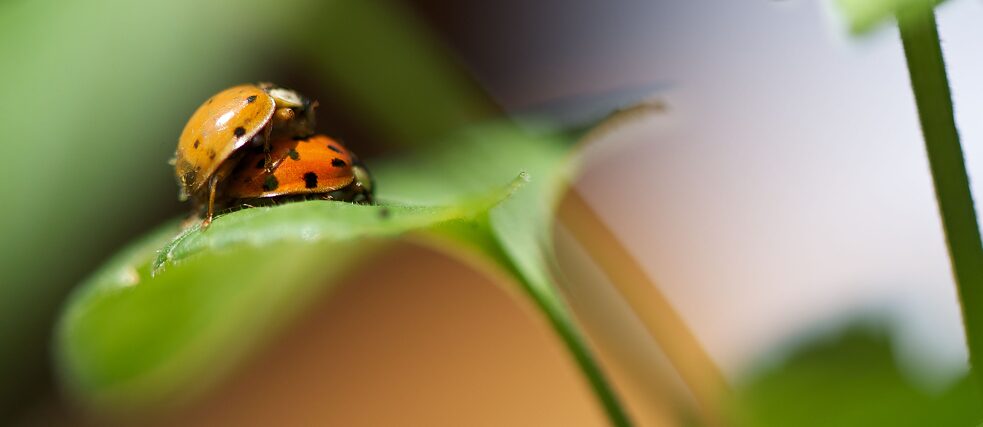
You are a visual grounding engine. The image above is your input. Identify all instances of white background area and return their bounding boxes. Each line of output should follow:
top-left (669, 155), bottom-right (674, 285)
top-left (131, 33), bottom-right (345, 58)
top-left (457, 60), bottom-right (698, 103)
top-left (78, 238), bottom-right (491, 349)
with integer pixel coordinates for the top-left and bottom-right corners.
top-left (558, 0), bottom-right (983, 382)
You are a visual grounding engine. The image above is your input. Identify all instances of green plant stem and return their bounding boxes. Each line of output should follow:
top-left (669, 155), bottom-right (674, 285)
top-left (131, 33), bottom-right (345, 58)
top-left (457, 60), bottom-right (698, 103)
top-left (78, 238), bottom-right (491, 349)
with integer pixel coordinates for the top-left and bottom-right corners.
top-left (460, 222), bottom-right (633, 426)
top-left (898, 9), bottom-right (983, 389)
top-left (532, 292), bottom-right (633, 427)
top-left (501, 257), bottom-right (633, 426)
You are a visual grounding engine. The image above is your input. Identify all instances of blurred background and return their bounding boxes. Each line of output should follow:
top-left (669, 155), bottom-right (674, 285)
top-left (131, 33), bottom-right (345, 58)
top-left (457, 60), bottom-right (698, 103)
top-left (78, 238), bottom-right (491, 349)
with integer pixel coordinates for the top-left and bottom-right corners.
top-left (3, 0), bottom-right (983, 425)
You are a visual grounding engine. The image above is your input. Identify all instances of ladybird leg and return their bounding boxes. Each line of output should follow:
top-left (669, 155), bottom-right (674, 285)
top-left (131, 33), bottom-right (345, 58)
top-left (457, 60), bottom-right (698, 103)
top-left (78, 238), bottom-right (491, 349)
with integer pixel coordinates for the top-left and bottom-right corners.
top-left (262, 124), bottom-right (275, 173)
top-left (202, 175), bottom-right (219, 229)
top-left (354, 181), bottom-right (373, 205)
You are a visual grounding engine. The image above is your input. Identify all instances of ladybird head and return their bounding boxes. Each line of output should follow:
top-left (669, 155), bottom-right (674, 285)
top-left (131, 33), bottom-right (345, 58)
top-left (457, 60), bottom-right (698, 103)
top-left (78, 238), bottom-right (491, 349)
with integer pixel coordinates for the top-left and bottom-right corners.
top-left (351, 155), bottom-right (374, 198)
top-left (259, 83), bottom-right (317, 137)
top-left (266, 86), bottom-right (305, 108)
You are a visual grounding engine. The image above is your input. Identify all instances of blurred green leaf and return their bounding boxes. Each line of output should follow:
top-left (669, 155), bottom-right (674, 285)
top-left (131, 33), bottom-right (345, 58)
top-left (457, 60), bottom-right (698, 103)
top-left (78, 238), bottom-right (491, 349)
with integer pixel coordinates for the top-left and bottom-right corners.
top-left (56, 122), bottom-right (630, 424)
top-left (835, 0), bottom-right (944, 34)
top-left (736, 322), bottom-right (983, 426)
top-left (0, 0), bottom-right (318, 412)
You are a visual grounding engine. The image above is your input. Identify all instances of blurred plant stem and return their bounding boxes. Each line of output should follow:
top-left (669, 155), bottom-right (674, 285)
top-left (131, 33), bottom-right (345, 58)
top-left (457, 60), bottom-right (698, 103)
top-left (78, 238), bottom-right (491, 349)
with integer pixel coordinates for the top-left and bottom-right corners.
top-left (897, 8), bottom-right (983, 390)
top-left (559, 190), bottom-right (729, 427)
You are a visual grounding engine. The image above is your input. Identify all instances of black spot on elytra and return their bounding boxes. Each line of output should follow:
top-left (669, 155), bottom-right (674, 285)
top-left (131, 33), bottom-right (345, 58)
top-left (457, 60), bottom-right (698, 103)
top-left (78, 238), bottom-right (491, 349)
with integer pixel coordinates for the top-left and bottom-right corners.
top-left (246, 95), bottom-right (257, 103)
top-left (193, 139), bottom-right (200, 149)
top-left (234, 127), bottom-right (246, 138)
top-left (303, 172), bottom-right (318, 189)
top-left (255, 157), bottom-right (265, 169)
top-left (327, 144), bottom-right (342, 153)
top-left (263, 175), bottom-right (279, 191)
top-left (287, 148), bottom-right (300, 160)
top-left (331, 158), bottom-right (346, 168)
top-left (208, 149), bottom-right (216, 160)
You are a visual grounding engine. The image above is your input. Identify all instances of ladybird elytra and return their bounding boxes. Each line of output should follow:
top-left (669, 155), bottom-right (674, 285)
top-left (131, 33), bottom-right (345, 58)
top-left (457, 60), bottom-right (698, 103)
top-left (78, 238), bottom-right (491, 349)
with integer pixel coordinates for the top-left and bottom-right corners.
top-left (224, 134), bottom-right (373, 204)
top-left (226, 134), bottom-right (354, 198)
top-left (174, 85), bottom-right (275, 200)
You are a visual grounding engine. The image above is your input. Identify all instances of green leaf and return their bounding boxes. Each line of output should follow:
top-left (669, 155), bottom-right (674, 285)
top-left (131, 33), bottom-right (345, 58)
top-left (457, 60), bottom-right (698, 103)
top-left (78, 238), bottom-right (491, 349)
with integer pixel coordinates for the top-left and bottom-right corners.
top-left (835, 0), bottom-right (944, 34)
top-left (58, 180), bottom-right (519, 408)
top-left (736, 322), bottom-right (983, 426)
top-left (374, 123), bottom-right (632, 424)
top-left (151, 184), bottom-right (520, 274)
top-left (56, 122), bottom-right (631, 424)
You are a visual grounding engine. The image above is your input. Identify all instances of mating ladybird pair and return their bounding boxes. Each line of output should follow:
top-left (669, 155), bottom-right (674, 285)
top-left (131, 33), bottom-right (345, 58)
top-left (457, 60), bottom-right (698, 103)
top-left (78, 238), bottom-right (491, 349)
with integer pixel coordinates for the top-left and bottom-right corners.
top-left (173, 83), bottom-right (373, 226)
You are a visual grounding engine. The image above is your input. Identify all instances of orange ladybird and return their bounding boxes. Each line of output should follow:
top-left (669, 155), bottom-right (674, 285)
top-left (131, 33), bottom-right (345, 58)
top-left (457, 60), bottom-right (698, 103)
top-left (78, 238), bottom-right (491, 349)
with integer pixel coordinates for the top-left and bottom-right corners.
top-left (224, 134), bottom-right (374, 205)
top-left (173, 83), bottom-right (317, 225)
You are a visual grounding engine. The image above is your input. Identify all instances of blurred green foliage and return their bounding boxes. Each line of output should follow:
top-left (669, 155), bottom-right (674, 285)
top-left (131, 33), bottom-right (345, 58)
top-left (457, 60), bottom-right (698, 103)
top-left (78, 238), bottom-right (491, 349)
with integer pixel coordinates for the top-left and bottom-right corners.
top-left (737, 322), bottom-right (983, 426)
top-left (836, 0), bottom-right (945, 34)
top-left (308, 1), bottom-right (496, 145)
top-left (1, 0), bottom-right (309, 413)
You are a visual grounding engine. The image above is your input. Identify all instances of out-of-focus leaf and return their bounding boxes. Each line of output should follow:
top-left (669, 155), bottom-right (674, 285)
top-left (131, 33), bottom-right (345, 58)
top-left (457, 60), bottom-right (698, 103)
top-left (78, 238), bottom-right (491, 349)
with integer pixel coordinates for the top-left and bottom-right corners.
top-left (0, 0), bottom-right (317, 412)
top-left (736, 322), bottom-right (983, 426)
top-left (835, 0), bottom-right (944, 34)
top-left (57, 122), bottom-right (630, 424)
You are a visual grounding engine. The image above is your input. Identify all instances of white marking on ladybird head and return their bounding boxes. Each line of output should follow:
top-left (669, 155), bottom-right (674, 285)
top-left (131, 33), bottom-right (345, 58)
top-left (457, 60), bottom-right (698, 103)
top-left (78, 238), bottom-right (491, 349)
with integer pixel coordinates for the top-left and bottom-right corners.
top-left (268, 88), bottom-right (304, 108)
top-left (353, 166), bottom-right (373, 192)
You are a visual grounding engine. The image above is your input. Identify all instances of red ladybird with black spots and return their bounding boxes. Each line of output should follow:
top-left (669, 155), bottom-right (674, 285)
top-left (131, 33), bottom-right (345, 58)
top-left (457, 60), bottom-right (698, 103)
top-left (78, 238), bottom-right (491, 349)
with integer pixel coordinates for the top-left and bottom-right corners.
top-left (223, 134), bottom-right (374, 206)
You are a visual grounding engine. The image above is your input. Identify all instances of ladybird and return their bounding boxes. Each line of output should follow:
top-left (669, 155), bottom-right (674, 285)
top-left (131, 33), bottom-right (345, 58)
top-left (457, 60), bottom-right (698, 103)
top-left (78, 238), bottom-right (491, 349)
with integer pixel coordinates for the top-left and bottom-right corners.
top-left (173, 83), bottom-right (318, 225)
top-left (223, 134), bottom-right (374, 206)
